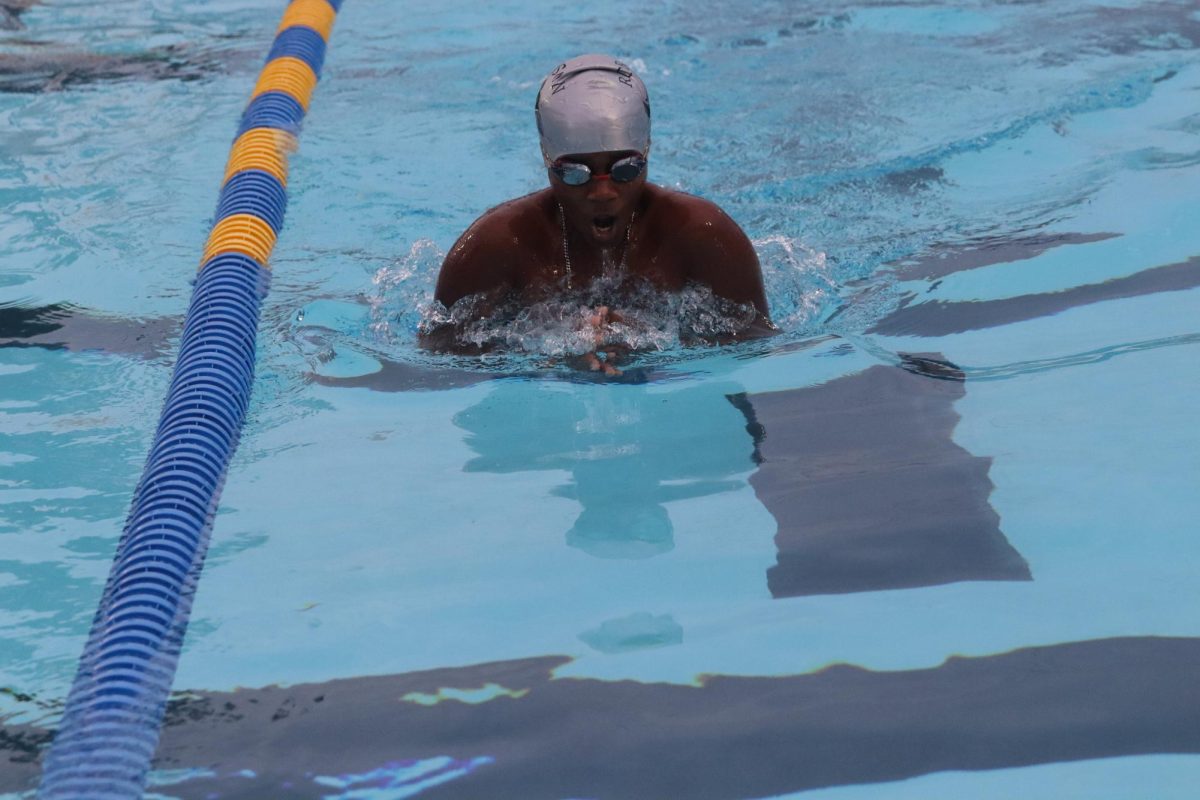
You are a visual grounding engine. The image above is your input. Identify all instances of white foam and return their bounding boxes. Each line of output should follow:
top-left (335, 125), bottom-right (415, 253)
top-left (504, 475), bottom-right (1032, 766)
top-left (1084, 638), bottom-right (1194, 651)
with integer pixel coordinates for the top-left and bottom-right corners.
top-left (366, 234), bottom-right (833, 365)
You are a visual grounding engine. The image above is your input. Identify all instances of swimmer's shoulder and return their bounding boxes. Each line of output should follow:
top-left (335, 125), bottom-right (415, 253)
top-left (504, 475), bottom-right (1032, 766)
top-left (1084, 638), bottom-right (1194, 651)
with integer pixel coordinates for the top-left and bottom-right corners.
top-left (643, 185), bottom-right (768, 317)
top-left (436, 190), bottom-right (555, 306)
top-left (456, 189), bottom-right (555, 251)
top-left (642, 184), bottom-right (748, 241)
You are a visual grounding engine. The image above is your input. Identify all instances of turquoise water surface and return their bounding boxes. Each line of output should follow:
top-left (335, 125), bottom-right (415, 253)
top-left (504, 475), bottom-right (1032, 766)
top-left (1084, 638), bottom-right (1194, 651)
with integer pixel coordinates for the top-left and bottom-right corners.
top-left (2, 0), bottom-right (1199, 797)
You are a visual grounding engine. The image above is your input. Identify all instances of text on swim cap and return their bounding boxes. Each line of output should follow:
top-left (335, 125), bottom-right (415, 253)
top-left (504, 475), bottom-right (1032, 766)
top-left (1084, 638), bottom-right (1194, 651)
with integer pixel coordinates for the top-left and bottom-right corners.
top-left (549, 60), bottom-right (636, 95)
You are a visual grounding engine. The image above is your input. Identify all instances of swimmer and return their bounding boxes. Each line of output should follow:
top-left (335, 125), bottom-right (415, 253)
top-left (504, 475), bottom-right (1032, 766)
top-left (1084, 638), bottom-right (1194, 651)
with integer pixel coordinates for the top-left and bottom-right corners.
top-left (422, 54), bottom-right (774, 370)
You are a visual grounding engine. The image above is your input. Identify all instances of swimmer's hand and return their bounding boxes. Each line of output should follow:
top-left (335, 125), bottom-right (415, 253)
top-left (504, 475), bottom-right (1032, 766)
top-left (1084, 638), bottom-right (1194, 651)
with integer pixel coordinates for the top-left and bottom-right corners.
top-left (581, 305), bottom-right (625, 376)
top-left (581, 349), bottom-right (628, 376)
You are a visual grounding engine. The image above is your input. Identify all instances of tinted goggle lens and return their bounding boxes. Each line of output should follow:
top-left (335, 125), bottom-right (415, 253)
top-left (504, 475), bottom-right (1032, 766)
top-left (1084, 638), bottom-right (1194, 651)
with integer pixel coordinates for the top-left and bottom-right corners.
top-left (611, 157), bottom-right (646, 182)
top-left (553, 156), bottom-right (646, 186)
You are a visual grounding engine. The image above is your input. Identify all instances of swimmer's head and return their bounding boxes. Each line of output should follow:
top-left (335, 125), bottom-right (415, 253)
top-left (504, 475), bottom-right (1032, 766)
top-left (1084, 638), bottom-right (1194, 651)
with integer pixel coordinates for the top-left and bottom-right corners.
top-left (535, 54), bottom-right (651, 165)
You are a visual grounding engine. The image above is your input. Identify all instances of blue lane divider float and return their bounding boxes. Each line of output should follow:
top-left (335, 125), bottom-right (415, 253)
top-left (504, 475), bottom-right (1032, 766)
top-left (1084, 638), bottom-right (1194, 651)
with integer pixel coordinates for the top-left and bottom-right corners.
top-left (215, 170), bottom-right (289, 232)
top-left (38, 2), bottom-right (342, 797)
top-left (236, 91), bottom-right (308, 137)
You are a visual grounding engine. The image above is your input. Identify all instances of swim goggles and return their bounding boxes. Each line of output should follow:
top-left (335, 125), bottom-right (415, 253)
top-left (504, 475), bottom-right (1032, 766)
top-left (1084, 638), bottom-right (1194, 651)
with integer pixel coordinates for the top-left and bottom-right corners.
top-left (551, 155), bottom-right (647, 186)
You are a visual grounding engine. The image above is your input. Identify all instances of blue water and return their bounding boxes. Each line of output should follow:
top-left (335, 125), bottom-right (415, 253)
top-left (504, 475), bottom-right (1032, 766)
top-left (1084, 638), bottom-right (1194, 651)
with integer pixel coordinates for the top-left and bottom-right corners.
top-left (2, 0), bottom-right (1200, 797)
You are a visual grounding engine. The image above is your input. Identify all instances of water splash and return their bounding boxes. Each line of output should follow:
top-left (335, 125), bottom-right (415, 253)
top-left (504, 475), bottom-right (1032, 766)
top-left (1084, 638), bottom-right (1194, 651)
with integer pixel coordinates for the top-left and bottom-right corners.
top-left (419, 280), bottom-right (761, 357)
top-left (755, 233), bottom-right (836, 330)
top-left (361, 233), bottom-right (834, 367)
top-left (367, 238), bottom-right (443, 342)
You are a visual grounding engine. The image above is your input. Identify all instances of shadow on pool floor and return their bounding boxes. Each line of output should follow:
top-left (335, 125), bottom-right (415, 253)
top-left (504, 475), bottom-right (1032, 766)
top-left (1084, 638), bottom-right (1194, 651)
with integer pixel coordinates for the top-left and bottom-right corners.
top-left (6, 246), bottom-right (1196, 372)
top-left (0, 302), bottom-right (494, 391)
top-left (0, 302), bottom-right (177, 358)
top-left (0, 1), bottom-right (37, 31)
top-left (870, 254), bottom-right (1200, 338)
top-left (890, 231), bottom-right (1121, 282)
top-left (730, 356), bottom-right (1031, 597)
top-left (0, 42), bottom-right (234, 93)
top-left (4, 636), bottom-right (1199, 798)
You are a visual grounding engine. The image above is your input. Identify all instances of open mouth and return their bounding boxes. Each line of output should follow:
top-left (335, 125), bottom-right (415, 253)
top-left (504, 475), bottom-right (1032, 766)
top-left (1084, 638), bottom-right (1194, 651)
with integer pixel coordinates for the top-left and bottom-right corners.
top-left (592, 215), bottom-right (617, 234)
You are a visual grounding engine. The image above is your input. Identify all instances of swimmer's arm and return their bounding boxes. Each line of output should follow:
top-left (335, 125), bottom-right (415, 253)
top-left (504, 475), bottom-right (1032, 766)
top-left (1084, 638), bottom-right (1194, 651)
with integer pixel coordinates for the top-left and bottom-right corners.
top-left (419, 215), bottom-right (516, 351)
top-left (684, 205), bottom-right (777, 338)
top-left (431, 215), bottom-right (516, 308)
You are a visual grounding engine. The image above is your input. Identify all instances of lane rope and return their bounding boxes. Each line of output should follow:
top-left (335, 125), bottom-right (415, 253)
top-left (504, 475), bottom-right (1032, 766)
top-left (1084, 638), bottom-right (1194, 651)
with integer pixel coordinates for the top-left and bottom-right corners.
top-left (37, 2), bottom-right (343, 796)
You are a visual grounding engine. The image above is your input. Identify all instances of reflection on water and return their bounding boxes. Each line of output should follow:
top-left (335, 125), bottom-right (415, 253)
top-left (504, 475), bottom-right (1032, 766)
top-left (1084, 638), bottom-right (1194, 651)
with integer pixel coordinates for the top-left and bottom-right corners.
top-left (452, 356), bottom-right (1030, 595)
top-left (453, 379), bottom-right (755, 559)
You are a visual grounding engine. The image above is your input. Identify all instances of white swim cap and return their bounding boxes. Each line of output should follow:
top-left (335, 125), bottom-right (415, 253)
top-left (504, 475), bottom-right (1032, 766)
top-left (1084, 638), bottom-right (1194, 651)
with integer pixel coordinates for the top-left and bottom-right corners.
top-left (535, 54), bottom-right (651, 164)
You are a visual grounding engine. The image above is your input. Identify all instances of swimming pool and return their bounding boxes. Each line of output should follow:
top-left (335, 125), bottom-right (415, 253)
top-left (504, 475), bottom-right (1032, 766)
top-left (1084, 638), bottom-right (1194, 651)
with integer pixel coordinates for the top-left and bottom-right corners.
top-left (2, 0), bottom-right (1199, 796)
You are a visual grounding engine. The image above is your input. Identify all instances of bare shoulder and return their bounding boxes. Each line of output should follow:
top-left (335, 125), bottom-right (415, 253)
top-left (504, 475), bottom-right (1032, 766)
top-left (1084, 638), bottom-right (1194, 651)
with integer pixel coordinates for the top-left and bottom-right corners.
top-left (671, 189), bottom-right (735, 220)
top-left (447, 191), bottom-right (545, 261)
top-left (435, 190), bottom-right (550, 306)
top-left (643, 187), bottom-right (748, 243)
top-left (644, 186), bottom-right (769, 318)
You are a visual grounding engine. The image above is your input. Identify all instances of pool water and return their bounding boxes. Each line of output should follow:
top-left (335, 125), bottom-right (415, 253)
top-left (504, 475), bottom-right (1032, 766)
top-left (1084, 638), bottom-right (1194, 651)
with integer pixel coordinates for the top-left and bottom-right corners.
top-left (3, 0), bottom-right (1200, 797)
